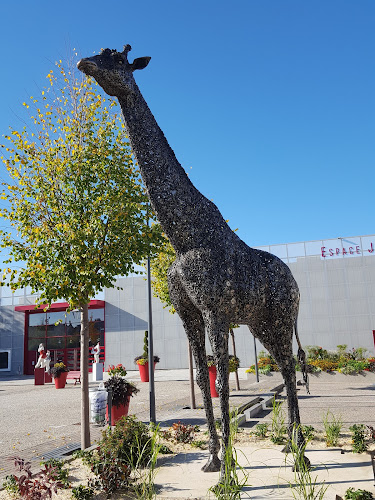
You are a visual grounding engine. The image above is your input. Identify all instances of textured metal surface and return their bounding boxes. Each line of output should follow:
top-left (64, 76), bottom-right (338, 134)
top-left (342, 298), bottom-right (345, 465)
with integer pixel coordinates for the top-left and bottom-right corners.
top-left (78, 46), bottom-right (306, 474)
top-left (31, 442), bottom-right (81, 461)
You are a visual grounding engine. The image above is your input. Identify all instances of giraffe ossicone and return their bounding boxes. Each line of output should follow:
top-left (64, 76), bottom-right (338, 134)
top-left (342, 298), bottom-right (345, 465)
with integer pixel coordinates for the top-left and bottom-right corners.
top-left (78, 46), bottom-right (310, 476)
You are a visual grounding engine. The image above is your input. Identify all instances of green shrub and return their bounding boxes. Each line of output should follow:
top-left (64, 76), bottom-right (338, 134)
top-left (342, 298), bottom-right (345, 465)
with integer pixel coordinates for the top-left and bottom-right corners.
top-left (85, 416), bottom-right (154, 496)
top-left (71, 484), bottom-right (95, 499)
top-left (254, 423), bottom-right (269, 438)
top-left (171, 421), bottom-right (197, 443)
top-left (305, 346), bottom-right (328, 361)
top-left (100, 415), bottom-right (153, 467)
top-left (337, 344), bottom-right (348, 357)
top-left (340, 363), bottom-right (357, 375)
top-left (270, 398), bottom-right (286, 444)
top-left (322, 411), bottom-right (342, 446)
top-left (345, 487), bottom-right (373, 499)
top-left (301, 425), bottom-right (315, 441)
top-left (348, 347), bottom-right (368, 361)
top-left (40, 458), bottom-right (70, 488)
top-left (2, 474), bottom-right (19, 496)
top-left (258, 364), bottom-right (272, 375)
top-left (349, 424), bottom-right (367, 453)
top-left (339, 360), bottom-right (368, 374)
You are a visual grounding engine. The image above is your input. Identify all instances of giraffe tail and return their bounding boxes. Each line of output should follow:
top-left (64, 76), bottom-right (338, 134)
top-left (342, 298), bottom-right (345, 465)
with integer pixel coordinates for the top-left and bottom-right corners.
top-left (294, 318), bottom-right (310, 394)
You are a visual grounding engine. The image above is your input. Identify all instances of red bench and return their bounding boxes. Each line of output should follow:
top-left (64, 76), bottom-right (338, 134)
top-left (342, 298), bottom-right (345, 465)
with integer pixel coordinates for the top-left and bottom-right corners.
top-left (66, 371), bottom-right (81, 385)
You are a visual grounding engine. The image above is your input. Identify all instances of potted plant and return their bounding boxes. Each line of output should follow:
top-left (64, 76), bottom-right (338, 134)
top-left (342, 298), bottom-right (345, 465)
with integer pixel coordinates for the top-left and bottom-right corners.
top-left (207, 355), bottom-right (240, 398)
top-left (104, 364), bottom-right (139, 425)
top-left (228, 355), bottom-right (240, 373)
top-left (206, 355), bottom-right (218, 398)
top-left (50, 362), bottom-right (69, 389)
top-left (134, 331), bottom-right (160, 382)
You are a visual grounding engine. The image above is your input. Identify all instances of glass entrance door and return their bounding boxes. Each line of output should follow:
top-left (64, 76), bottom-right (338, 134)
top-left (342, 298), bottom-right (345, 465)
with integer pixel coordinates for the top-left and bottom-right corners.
top-left (25, 307), bottom-right (105, 375)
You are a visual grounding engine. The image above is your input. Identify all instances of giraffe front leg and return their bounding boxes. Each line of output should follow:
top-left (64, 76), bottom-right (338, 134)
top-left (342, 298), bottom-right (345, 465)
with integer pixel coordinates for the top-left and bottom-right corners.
top-left (195, 359), bottom-right (221, 472)
top-left (185, 326), bottom-right (220, 472)
top-left (206, 314), bottom-right (231, 479)
top-left (168, 266), bottom-right (220, 472)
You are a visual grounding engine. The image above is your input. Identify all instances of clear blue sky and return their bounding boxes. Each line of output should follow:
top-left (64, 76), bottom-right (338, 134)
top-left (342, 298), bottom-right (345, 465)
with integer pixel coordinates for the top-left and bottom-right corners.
top-left (1, 0), bottom-right (374, 247)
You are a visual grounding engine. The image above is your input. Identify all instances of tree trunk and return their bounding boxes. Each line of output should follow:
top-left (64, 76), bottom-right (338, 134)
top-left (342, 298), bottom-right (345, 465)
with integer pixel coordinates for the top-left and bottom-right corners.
top-left (188, 342), bottom-right (196, 409)
top-left (230, 328), bottom-right (240, 390)
top-left (80, 303), bottom-right (90, 449)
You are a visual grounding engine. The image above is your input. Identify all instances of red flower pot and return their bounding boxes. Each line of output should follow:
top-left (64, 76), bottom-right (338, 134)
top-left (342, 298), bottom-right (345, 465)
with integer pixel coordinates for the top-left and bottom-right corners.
top-left (54, 371), bottom-right (68, 389)
top-left (137, 362), bottom-right (156, 382)
top-left (106, 399), bottom-right (130, 426)
top-left (34, 367), bottom-right (45, 386)
top-left (208, 365), bottom-right (218, 398)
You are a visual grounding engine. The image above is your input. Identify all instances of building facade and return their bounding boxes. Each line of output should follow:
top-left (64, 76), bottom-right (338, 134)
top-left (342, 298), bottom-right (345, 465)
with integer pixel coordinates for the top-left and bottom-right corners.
top-left (1, 234), bottom-right (374, 376)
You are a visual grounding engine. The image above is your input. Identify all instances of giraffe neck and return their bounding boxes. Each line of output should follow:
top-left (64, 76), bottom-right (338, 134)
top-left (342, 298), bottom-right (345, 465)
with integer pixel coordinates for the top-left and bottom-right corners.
top-left (118, 87), bottom-right (233, 254)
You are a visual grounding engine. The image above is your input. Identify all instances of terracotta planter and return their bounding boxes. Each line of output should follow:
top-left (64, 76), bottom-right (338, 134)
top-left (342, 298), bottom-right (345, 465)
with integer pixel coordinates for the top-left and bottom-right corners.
top-left (208, 365), bottom-right (218, 398)
top-left (54, 371), bottom-right (68, 389)
top-left (106, 399), bottom-right (130, 425)
top-left (137, 362), bottom-right (156, 382)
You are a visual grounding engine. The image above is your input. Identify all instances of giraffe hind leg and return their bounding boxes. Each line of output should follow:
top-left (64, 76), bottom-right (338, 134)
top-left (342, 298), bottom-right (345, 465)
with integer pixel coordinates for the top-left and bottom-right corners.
top-left (274, 349), bottom-right (311, 469)
top-left (256, 325), bottom-right (310, 468)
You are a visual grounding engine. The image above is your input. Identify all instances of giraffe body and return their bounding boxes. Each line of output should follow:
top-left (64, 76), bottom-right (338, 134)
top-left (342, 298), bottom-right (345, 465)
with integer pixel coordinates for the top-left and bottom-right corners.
top-left (78, 46), bottom-right (308, 475)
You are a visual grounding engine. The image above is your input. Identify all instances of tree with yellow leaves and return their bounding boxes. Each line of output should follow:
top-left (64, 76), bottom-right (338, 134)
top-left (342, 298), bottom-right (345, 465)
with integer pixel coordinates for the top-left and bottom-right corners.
top-left (149, 233), bottom-right (176, 313)
top-left (0, 59), bottom-right (163, 449)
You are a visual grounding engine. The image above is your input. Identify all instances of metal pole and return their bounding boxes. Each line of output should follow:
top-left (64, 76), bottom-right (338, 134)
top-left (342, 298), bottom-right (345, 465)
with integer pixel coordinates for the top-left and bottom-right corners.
top-left (188, 342), bottom-right (196, 409)
top-left (107, 388), bottom-right (112, 427)
top-left (147, 254), bottom-right (156, 424)
top-left (253, 334), bottom-right (259, 383)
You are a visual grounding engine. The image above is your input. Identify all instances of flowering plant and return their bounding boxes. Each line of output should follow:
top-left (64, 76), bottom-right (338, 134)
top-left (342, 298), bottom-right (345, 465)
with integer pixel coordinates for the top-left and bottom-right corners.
top-left (365, 358), bottom-right (375, 372)
top-left (134, 355), bottom-right (160, 366)
top-left (206, 355), bottom-right (240, 372)
top-left (108, 364), bottom-right (127, 377)
top-left (308, 359), bottom-right (338, 372)
top-left (105, 364), bottom-right (138, 408)
top-left (228, 355), bottom-right (240, 373)
top-left (104, 377), bottom-right (139, 408)
top-left (50, 362), bottom-right (69, 378)
top-left (134, 330), bottom-right (160, 366)
top-left (206, 355), bottom-right (215, 368)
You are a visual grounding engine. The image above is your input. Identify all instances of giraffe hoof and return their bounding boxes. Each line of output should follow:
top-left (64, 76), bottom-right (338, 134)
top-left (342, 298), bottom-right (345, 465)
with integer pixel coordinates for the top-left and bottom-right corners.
top-left (282, 442), bottom-right (292, 453)
top-left (292, 455), bottom-right (311, 472)
top-left (202, 454), bottom-right (221, 472)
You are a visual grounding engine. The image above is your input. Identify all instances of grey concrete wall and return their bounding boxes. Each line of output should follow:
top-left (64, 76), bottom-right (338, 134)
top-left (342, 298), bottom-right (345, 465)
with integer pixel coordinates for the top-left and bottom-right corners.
top-left (0, 306), bottom-right (25, 375)
top-left (291, 254), bottom-right (375, 354)
top-left (104, 276), bottom-right (191, 370)
top-left (105, 236), bottom-right (375, 370)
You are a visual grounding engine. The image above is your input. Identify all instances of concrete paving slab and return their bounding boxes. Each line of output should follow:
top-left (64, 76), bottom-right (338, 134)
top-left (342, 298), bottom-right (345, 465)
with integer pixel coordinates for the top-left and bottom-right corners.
top-left (154, 445), bottom-right (375, 499)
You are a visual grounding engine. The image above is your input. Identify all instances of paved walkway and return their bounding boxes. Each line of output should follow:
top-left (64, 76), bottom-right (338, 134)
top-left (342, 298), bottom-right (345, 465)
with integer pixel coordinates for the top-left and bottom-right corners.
top-left (1, 369), bottom-right (375, 498)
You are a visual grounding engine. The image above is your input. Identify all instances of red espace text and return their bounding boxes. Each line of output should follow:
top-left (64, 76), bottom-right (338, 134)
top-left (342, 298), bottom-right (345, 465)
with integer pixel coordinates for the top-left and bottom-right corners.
top-left (321, 242), bottom-right (374, 258)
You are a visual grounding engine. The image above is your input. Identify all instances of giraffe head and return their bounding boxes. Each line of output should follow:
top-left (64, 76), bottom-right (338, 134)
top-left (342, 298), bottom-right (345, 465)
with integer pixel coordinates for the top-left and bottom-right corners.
top-left (77, 45), bottom-right (150, 98)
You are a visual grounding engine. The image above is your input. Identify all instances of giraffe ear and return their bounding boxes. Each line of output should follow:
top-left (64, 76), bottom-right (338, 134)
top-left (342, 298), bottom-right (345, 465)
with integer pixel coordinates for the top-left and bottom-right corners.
top-left (130, 57), bottom-right (151, 71)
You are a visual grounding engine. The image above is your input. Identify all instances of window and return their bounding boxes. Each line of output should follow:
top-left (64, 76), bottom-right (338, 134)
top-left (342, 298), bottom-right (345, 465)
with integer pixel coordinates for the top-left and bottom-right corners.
top-left (0, 350), bottom-right (11, 371)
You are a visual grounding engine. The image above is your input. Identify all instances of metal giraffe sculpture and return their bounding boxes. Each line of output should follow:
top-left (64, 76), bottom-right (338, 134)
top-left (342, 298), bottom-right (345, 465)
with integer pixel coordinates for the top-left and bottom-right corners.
top-left (78, 45), bottom-right (309, 475)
